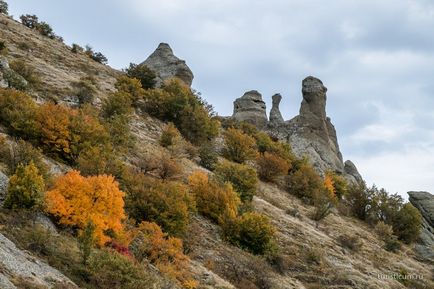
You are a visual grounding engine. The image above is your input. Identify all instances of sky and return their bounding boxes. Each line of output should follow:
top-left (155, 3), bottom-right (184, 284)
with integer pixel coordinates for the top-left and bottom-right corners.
top-left (8, 0), bottom-right (434, 198)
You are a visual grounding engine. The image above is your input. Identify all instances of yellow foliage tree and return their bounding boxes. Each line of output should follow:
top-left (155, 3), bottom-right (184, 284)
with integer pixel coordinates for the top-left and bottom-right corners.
top-left (45, 170), bottom-right (125, 246)
top-left (188, 171), bottom-right (240, 224)
top-left (323, 173), bottom-right (336, 200)
top-left (223, 127), bottom-right (257, 163)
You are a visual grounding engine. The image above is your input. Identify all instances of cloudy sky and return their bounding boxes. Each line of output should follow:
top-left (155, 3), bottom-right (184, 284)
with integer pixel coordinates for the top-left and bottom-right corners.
top-left (9, 0), bottom-right (434, 198)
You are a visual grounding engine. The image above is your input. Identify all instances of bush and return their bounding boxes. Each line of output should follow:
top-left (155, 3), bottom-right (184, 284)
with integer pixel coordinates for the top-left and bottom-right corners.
top-left (124, 63), bottom-right (157, 89)
top-left (71, 43), bottom-right (83, 53)
top-left (345, 182), bottom-right (378, 221)
top-left (87, 249), bottom-right (158, 289)
top-left (222, 128), bottom-right (257, 163)
top-left (19, 14), bottom-right (57, 39)
top-left (85, 45), bottom-right (108, 64)
top-left (9, 60), bottom-right (41, 89)
top-left (124, 173), bottom-right (194, 236)
top-left (0, 0), bottom-right (8, 14)
top-left (73, 76), bottom-right (97, 105)
top-left (374, 221), bottom-right (394, 242)
top-left (188, 171), bottom-right (240, 224)
top-left (45, 170), bottom-right (126, 246)
top-left (214, 160), bottom-right (258, 203)
top-left (129, 222), bottom-right (196, 287)
top-left (76, 145), bottom-right (125, 178)
top-left (337, 234), bottom-right (362, 252)
top-left (285, 163), bottom-right (324, 203)
top-left (114, 75), bottom-right (145, 103)
top-left (256, 152), bottom-right (290, 182)
top-left (391, 203), bottom-right (422, 244)
top-left (198, 142), bottom-right (218, 171)
top-left (227, 212), bottom-right (276, 255)
top-left (142, 79), bottom-right (219, 144)
top-left (383, 236), bottom-right (401, 252)
top-left (160, 123), bottom-right (181, 148)
top-left (3, 162), bottom-right (45, 209)
top-left (0, 138), bottom-right (50, 180)
top-left (326, 171), bottom-right (347, 200)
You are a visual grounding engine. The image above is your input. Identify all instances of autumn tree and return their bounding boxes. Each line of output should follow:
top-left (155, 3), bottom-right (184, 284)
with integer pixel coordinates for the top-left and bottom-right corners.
top-left (3, 162), bottom-right (45, 209)
top-left (45, 170), bottom-right (125, 246)
top-left (285, 163), bottom-right (324, 203)
top-left (124, 63), bottom-right (157, 89)
top-left (188, 171), bottom-right (240, 224)
top-left (115, 75), bottom-right (146, 103)
top-left (326, 171), bottom-right (347, 200)
top-left (160, 123), bottom-right (182, 148)
top-left (222, 127), bottom-right (257, 163)
top-left (214, 160), bottom-right (258, 203)
top-left (256, 152), bottom-right (290, 182)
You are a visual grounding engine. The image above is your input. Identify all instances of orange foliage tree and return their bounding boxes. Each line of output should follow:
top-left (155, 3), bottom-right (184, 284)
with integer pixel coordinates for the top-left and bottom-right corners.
top-left (45, 170), bottom-right (125, 246)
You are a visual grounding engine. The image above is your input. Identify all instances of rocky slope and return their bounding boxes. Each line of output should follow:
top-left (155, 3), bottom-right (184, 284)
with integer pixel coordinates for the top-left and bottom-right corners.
top-left (0, 12), bottom-right (433, 289)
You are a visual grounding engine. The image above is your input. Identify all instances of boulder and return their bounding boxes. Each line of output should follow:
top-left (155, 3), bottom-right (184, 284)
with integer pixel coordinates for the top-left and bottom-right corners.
top-left (142, 43), bottom-right (194, 87)
top-left (269, 93), bottom-right (284, 127)
top-left (408, 191), bottom-right (434, 262)
top-left (0, 171), bottom-right (8, 206)
top-left (232, 90), bottom-right (268, 129)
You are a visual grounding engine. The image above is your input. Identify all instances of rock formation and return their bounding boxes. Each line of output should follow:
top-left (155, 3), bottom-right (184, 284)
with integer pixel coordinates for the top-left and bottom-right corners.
top-left (231, 76), bottom-right (362, 180)
top-left (269, 93), bottom-right (284, 127)
top-left (142, 43), bottom-right (194, 87)
top-left (408, 191), bottom-right (434, 262)
top-left (232, 90), bottom-right (268, 129)
top-left (0, 56), bottom-right (28, 89)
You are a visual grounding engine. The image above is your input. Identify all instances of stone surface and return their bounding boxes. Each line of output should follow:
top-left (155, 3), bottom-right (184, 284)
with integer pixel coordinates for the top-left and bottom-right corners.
top-left (269, 93), bottom-right (284, 127)
top-left (408, 191), bottom-right (434, 262)
top-left (0, 233), bottom-right (78, 288)
top-left (0, 56), bottom-right (28, 89)
top-left (142, 43), bottom-right (194, 87)
top-left (344, 160), bottom-right (364, 185)
top-left (0, 171), bottom-right (8, 206)
top-left (232, 90), bottom-right (268, 129)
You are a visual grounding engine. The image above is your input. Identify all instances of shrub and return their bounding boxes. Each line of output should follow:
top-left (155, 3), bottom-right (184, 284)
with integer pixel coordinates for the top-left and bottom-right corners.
top-left (285, 163), bottom-right (324, 202)
top-left (102, 92), bottom-right (133, 119)
top-left (383, 236), bottom-right (401, 252)
top-left (142, 79), bottom-right (219, 144)
top-left (76, 145), bottom-right (125, 178)
top-left (345, 182), bottom-right (378, 221)
top-left (256, 152), bottom-right (290, 182)
top-left (20, 14), bottom-right (39, 29)
top-left (198, 142), bottom-right (218, 171)
top-left (160, 122), bottom-right (181, 148)
top-left (156, 154), bottom-right (183, 180)
top-left (114, 75), bottom-right (145, 103)
top-left (125, 63), bottom-right (157, 89)
top-left (71, 43), bottom-right (83, 53)
top-left (326, 171), bottom-right (347, 200)
top-left (0, 89), bottom-right (38, 137)
top-left (228, 212), bottom-right (276, 255)
top-left (222, 128), bottom-right (257, 163)
top-left (391, 203), bottom-right (422, 244)
top-left (129, 222), bottom-right (196, 287)
top-left (85, 46), bottom-right (108, 64)
top-left (0, 138), bottom-right (50, 180)
top-left (9, 60), bottom-right (41, 89)
top-left (337, 234), bottom-right (362, 252)
top-left (45, 170), bottom-right (126, 246)
top-left (19, 14), bottom-right (57, 39)
top-left (214, 160), bottom-right (258, 203)
top-left (0, 0), bottom-right (8, 14)
top-left (188, 171), bottom-right (240, 224)
top-left (78, 221), bottom-right (95, 265)
top-left (124, 173), bottom-right (194, 236)
top-left (374, 221), bottom-right (394, 242)
top-left (87, 249), bottom-right (157, 289)
top-left (3, 162), bottom-right (45, 209)
top-left (2, 69), bottom-right (28, 90)
top-left (72, 76), bottom-right (97, 105)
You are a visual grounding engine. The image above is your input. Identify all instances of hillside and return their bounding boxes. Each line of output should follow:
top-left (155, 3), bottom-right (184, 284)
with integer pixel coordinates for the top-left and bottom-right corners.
top-left (0, 10), bottom-right (433, 289)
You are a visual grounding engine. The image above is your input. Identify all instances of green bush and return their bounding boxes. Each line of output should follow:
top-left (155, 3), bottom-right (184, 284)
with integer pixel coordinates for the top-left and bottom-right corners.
top-left (85, 46), bottom-right (108, 64)
top-left (222, 128), bottom-right (257, 163)
top-left (114, 76), bottom-right (145, 103)
top-left (142, 79), bottom-right (219, 144)
top-left (124, 173), bottom-right (195, 236)
top-left (214, 160), bottom-right (258, 203)
top-left (160, 123), bottom-right (181, 148)
top-left (73, 76), bottom-right (98, 105)
top-left (337, 234), bottom-right (362, 252)
top-left (19, 14), bottom-right (57, 39)
top-left (71, 43), bottom-right (84, 53)
top-left (0, 41), bottom-right (7, 55)
top-left (392, 203), bottom-right (422, 244)
top-left (227, 212), bottom-right (276, 255)
top-left (0, 0), bottom-right (8, 14)
top-left (3, 162), bottom-right (45, 209)
top-left (346, 182), bottom-right (378, 221)
top-left (2, 69), bottom-right (28, 90)
top-left (198, 142), bottom-right (218, 171)
top-left (124, 63), bottom-right (156, 89)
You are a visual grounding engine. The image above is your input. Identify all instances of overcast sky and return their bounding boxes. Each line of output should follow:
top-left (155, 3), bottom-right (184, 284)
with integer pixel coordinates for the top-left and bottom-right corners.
top-left (9, 0), bottom-right (434, 198)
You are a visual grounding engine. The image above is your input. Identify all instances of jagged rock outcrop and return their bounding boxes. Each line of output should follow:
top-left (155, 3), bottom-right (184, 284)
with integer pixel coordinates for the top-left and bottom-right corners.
top-left (408, 191), bottom-right (434, 262)
top-left (142, 43), bottom-right (194, 87)
top-left (269, 93), bottom-right (284, 127)
top-left (233, 90), bottom-right (268, 129)
top-left (0, 171), bottom-right (8, 206)
top-left (0, 56), bottom-right (28, 89)
top-left (344, 160), bottom-right (363, 185)
top-left (279, 76), bottom-right (344, 175)
top-left (0, 233), bottom-right (78, 289)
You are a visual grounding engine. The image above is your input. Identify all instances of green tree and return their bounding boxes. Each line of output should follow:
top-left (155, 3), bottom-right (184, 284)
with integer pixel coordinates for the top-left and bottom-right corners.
top-left (78, 221), bottom-right (95, 265)
top-left (392, 203), bottom-right (422, 244)
top-left (0, 1), bottom-right (8, 14)
top-left (125, 63), bottom-right (156, 89)
top-left (3, 162), bottom-right (45, 209)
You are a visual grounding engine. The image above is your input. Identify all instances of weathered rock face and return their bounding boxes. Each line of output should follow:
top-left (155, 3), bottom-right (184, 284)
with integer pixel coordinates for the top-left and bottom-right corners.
top-left (344, 160), bottom-right (363, 185)
top-left (279, 76), bottom-right (344, 175)
top-left (408, 191), bottom-right (434, 262)
top-left (0, 171), bottom-right (8, 206)
top-left (0, 233), bottom-right (78, 289)
top-left (233, 90), bottom-right (268, 129)
top-left (142, 43), bottom-right (194, 87)
top-left (0, 56), bottom-right (28, 89)
top-left (269, 93), bottom-right (284, 127)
